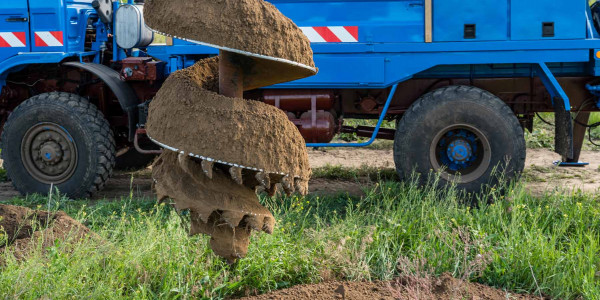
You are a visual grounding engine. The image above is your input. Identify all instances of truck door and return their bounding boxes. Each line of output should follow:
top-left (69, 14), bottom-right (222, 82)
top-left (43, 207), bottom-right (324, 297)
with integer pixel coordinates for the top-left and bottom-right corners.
top-left (0, 0), bottom-right (30, 61)
top-left (29, 0), bottom-right (66, 52)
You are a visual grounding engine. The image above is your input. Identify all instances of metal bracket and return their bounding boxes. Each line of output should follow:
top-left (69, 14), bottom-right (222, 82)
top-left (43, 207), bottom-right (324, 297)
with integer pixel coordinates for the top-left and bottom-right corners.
top-left (535, 63), bottom-right (574, 160)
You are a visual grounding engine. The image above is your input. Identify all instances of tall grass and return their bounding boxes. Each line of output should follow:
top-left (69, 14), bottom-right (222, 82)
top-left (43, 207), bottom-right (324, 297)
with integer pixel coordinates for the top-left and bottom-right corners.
top-left (0, 178), bottom-right (599, 299)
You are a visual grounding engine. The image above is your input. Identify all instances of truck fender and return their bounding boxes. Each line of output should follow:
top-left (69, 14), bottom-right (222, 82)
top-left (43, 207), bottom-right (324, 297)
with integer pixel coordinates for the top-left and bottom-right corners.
top-left (62, 62), bottom-right (138, 141)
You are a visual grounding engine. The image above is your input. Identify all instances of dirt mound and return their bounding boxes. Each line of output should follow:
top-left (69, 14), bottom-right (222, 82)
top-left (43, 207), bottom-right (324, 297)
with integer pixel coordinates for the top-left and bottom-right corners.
top-left (146, 58), bottom-right (311, 183)
top-left (144, 0), bottom-right (314, 68)
top-left (241, 273), bottom-right (534, 300)
top-left (145, 0), bottom-right (314, 262)
top-left (0, 204), bottom-right (93, 259)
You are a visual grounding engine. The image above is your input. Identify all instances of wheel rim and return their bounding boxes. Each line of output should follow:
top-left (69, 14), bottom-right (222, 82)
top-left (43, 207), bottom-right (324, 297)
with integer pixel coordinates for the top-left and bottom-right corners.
top-left (429, 124), bottom-right (491, 184)
top-left (21, 122), bottom-right (78, 184)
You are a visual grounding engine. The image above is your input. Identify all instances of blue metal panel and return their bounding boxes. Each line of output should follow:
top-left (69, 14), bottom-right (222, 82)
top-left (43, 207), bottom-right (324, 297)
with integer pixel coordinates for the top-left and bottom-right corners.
top-left (64, 0), bottom-right (96, 53)
top-left (29, 0), bottom-right (67, 52)
top-left (294, 56), bottom-right (384, 85)
top-left (271, 0), bottom-right (425, 43)
top-left (511, 0), bottom-right (587, 40)
top-left (0, 0), bottom-right (30, 62)
top-left (433, 0), bottom-right (508, 42)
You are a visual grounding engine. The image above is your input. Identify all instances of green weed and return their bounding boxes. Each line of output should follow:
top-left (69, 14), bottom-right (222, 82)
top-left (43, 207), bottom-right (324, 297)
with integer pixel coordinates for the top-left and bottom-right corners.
top-left (0, 178), bottom-right (599, 299)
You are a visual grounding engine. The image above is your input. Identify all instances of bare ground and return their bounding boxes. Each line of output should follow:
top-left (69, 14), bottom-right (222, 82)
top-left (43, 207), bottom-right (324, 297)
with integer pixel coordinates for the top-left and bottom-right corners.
top-left (0, 148), bottom-right (597, 201)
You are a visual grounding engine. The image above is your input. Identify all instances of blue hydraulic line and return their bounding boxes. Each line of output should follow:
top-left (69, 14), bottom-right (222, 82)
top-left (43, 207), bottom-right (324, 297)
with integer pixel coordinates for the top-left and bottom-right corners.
top-left (306, 83), bottom-right (398, 148)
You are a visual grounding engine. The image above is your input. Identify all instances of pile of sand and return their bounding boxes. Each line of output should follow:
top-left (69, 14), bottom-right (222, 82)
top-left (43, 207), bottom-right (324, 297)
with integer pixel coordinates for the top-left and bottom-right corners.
top-left (144, 0), bottom-right (316, 262)
top-left (144, 0), bottom-right (314, 68)
top-left (0, 204), bottom-right (93, 259)
top-left (241, 273), bottom-right (535, 300)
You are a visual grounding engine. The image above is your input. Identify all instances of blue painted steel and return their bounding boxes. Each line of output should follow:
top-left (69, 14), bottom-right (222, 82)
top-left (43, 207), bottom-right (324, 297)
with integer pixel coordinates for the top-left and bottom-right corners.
top-left (438, 129), bottom-right (479, 172)
top-left (511, 0), bottom-right (586, 41)
top-left (535, 63), bottom-right (571, 111)
top-left (306, 83), bottom-right (398, 148)
top-left (556, 161), bottom-right (590, 167)
top-left (0, 0), bottom-right (30, 62)
top-left (434, 0), bottom-right (508, 42)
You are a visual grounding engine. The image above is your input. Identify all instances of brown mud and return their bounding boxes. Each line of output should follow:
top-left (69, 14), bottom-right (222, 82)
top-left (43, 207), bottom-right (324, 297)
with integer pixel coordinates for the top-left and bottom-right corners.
top-left (153, 151), bottom-right (274, 261)
top-left (146, 58), bottom-right (311, 184)
top-left (0, 204), bottom-right (93, 259)
top-left (241, 273), bottom-right (534, 300)
top-left (144, 0), bottom-right (316, 262)
top-left (144, 0), bottom-right (315, 68)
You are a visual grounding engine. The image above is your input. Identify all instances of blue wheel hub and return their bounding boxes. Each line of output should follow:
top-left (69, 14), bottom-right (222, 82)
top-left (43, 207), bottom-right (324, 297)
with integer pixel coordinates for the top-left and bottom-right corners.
top-left (437, 129), bottom-right (479, 172)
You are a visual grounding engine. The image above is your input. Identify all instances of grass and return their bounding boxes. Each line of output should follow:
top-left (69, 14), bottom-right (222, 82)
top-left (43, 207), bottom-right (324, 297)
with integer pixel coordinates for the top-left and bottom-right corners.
top-left (525, 112), bottom-right (600, 151)
top-left (0, 176), bottom-right (599, 299)
top-left (312, 164), bottom-right (398, 181)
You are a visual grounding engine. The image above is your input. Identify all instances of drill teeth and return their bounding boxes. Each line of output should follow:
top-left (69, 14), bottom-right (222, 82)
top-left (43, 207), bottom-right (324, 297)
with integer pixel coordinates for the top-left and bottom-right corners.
top-left (229, 167), bottom-right (244, 185)
top-left (266, 184), bottom-right (278, 197)
top-left (201, 160), bottom-right (214, 179)
top-left (255, 172), bottom-right (271, 190)
top-left (294, 178), bottom-right (309, 196)
top-left (281, 176), bottom-right (295, 196)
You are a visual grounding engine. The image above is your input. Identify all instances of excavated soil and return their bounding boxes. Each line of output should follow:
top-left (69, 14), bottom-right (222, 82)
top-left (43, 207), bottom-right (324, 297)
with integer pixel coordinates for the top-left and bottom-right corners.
top-left (146, 58), bottom-right (311, 184)
top-left (241, 273), bottom-right (534, 300)
top-left (153, 151), bottom-right (274, 262)
top-left (0, 204), bottom-right (93, 259)
top-left (144, 0), bottom-right (314, 68)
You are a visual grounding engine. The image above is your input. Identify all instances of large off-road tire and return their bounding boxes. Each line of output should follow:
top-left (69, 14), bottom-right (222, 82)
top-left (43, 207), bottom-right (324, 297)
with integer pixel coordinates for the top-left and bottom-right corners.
top-left (394, 86), bottom-right (526, 193)
top-left (1, 92), bottom-right (116, 198)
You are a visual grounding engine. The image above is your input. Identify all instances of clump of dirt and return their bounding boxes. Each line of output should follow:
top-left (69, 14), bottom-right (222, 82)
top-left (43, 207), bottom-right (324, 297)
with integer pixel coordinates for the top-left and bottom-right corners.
top-left (0, 204), bottom-right (93, 259)
top-left (241, 273), bottom-right (534, 300)
top-left (144, 0), bottom-right (315, 68)
top-left (146, 57), bottom-right (311, 185)
top-left (145, 0), bottom-right (314, 262)
top-left (153, 151), bottom-right (275, 262)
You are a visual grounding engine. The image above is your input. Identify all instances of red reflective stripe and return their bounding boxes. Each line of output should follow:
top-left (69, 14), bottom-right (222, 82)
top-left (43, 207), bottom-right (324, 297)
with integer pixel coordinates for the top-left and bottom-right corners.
top-left (13, 32), bottom-right (26, 45)
top-left (34, 33), bottom-right (48, 47)
top-left (313, 27), bottom-right (341, 43)
top-left (0, 36), bottom-right (9, 47)
top-left (344, 26), bottom-right (359, 41)
top-left (50, 31), bottom-right (63, 44)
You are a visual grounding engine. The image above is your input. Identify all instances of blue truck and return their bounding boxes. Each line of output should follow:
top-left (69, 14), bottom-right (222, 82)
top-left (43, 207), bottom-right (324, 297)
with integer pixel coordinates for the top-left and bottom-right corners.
top-left (0, 0), bottom-right (599, 197)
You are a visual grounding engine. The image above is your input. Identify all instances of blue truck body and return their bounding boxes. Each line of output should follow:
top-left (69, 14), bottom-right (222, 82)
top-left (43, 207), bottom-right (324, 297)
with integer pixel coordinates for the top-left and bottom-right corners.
top-left (1, 0), bottom-right (600, 196)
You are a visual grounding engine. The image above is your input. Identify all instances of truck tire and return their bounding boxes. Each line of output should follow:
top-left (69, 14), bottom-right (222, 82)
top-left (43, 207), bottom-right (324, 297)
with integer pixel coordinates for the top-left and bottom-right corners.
top-left (1, 92), bottom-right (116, 198)
top-left (394, 86), bottom-right (526, 193)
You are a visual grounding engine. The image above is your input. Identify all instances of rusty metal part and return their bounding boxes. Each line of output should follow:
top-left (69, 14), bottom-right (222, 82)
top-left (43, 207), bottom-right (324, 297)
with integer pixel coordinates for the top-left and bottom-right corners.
top-left (263, 90), bottom-right (335, 111)
top-left (134, 129), bottom-right (163, 154)
top-left (219, 50), bottom-right (245, 98)
top-left (21, 122), bottom-right (78, 184)
top-left (358, 95), bottom-right (378, 111)
top-left (340, 125), bottom-right (396, 140)
top-left (570, 112), bottom-right (590, 162)
top-left (120, 57), bottom-right (165, 82)
top-left (289, 111), bottom-right (336, 143)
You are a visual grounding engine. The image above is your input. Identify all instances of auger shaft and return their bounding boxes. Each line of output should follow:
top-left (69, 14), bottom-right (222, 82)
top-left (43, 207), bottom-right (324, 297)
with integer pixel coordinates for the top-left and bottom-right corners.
top-left (219, 50), bottom-right (245, 98)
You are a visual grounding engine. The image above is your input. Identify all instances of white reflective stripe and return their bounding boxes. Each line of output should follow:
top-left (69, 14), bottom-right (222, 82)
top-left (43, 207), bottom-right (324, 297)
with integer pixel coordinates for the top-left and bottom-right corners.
top-left (0, 32), bottom-right (25, 47)
top-left (328, 26), bottom-right (358, 42)
top-left (36, 31), bottom-right (62, 47)
top-left (300, 27), bottom-right (326, 43)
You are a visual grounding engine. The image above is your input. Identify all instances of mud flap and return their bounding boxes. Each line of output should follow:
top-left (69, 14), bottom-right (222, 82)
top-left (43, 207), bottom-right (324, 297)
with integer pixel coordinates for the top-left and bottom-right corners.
top-left (554, 97), bottom-right (574, 160)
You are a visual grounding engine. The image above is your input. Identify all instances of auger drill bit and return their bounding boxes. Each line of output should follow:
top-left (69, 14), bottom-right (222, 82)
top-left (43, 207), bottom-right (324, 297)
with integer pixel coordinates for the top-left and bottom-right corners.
top-left (144, 0), bottom-right (317, 262)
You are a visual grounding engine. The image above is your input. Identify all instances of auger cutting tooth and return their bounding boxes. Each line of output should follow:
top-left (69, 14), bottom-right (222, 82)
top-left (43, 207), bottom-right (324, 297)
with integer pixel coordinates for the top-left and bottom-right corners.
top-left (255, 172), bottom-right (271, 189)
top-left (245, 215), bottom-right (262, 232)
top-left (294, 178), bottom-right (309, 195)
top-left (201, 160), bottom-right (214, 179)
top-left (229, 166), bottom-right (244, 185)
top-left (262, 217), bottom-right (275, 234)
top-left (281, 176), bottom-right (295, 196)
top-left (266, 184), bottom-right (278, 197)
